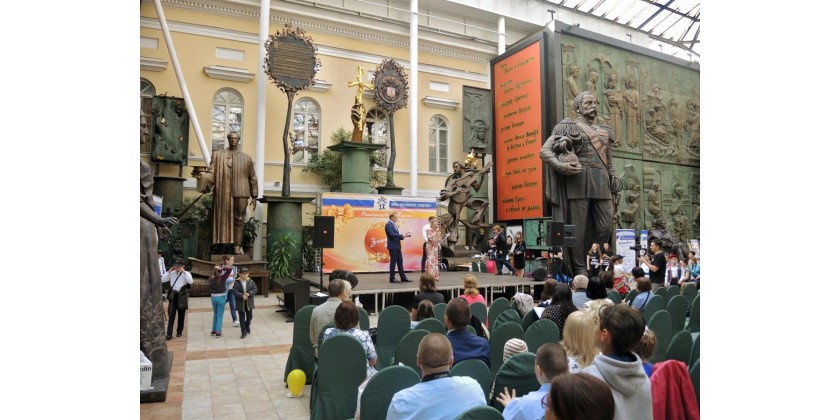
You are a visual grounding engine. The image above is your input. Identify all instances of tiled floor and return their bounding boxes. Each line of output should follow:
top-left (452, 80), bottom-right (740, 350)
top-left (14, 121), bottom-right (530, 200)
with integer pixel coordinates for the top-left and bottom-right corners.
top-left (141, 295), bottom-right (378, 419)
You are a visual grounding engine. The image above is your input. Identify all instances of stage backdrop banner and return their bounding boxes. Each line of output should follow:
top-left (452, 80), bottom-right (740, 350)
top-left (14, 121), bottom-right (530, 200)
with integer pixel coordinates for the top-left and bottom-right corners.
top-left (321, 192), bottom-right (437, 273)
top-left (615, 229), bottom-right (636, 275)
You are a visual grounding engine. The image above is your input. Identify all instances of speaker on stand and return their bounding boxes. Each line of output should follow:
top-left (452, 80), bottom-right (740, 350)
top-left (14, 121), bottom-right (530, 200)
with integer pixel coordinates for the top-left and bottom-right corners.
top-left (313, 216), bottom-right (335, 291)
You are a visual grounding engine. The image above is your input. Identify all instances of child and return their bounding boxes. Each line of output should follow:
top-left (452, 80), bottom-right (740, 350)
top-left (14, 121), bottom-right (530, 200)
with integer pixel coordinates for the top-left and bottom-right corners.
top-left (634, 327), bottom-right (657, 378)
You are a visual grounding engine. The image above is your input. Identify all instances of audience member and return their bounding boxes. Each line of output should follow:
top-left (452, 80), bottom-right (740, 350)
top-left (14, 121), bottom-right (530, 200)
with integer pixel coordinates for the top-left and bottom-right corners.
top-left (538, 279), bottom-right (557, 308)
top-left (665, 254), bottom-right (682, 287)
top-left (497, 343), bottom-right (570, 420)
top-left (551, 247), bottom-right (574, 283)
top-left (612, 255), bottom-right (630, 297)
top-left (322, 300), bottom-right (377, 377)
top-left (571, 275), bottom-right (591, 309)
top-left (459, 274), bottom-right (487, 306)
top-left (445, 297), bottom-right (491, 367)
top-left (310, 279), bottom-right (346, 356)
top-left (627, 266), bottom-right (646, 298)
top-left (410, 299), bottom-right (436, 329)
top-left (587, 274), bottom-right (608, 300)
top-left (386, 333), bottom-right (486, 420)
top-left (583, 305), bottom-right (652, 420)
top-left (503, 338), bottom-right (528, 365)
top-left (544, 373), bottom-right (616, 420)
top-left (630, 277), bottom-right (653, 313)
top-left (562, 311), bottom-right (598, 373)
top-left (412, 273), bottom-right (445, 321)
top-left (540, 283), bottom-right (578, 338)
top-left (634, 327), bottom-right (657, 378)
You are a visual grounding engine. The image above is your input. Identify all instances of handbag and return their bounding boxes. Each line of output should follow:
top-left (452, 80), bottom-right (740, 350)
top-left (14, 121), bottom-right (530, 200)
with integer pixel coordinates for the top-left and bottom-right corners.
top-left (167, 272), bottom-right (183, 301)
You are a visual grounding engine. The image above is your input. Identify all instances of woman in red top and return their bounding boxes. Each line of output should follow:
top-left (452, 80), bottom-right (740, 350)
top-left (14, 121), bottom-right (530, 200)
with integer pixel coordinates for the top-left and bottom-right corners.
top-left (611, 255), bottom-right (630, 297)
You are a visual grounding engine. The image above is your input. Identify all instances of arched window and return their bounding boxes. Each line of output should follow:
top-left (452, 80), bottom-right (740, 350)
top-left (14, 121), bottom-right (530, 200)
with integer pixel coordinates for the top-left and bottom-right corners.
top-left (428, 115), bottom-right (449, 173)
top-left (292, 97), bottom-right (321, 163)
top-left (140, 79), bottom-right (155, 154)
top-left (366, 108), bottom-right (389, 167)
top-left (211, 88), bottom-right (244, 151)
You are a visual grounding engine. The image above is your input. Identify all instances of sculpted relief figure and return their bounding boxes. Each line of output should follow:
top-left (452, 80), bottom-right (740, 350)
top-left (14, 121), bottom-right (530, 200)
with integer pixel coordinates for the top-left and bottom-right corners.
top-left (648, 181), bottom-right (662, 221)
top-left (201, 132), bottom-right (259, 254)
top-left (140, 110), bottom-right (178, 378)
top-left (604, 73), bottom-right (624, 146)
top-left (645, 106), bottom-right (669, 142)
top-left (540, 91), bottom-right (621, 275)
top-left (686, 99), bottom-right (700, 151)
top-left (670, 185), bottom-right (689, 244)
top-left (619, 193), bottom-right (640, 230)
top-left (623, 77), bottom-right (640, 147)
top-left (565, 65), bottom-right (581, 119)
top-left (668, 98), bottom-right (683, 140)
top-left (439, 159), bottom-right (492, 249)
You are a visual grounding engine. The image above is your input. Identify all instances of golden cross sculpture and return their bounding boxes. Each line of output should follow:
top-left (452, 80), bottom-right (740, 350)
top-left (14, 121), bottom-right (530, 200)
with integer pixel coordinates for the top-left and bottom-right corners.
top-left (348, 66), bottom-right (374, 105)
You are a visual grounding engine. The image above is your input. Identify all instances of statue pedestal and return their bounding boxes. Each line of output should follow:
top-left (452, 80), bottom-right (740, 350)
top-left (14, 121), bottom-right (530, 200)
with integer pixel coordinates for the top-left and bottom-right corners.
top-left (327, 141), bottom-right (384, 194)
top-left (153, 176), bottom-right (186, 216)
top-left (262, 196), bottom-right (314, 278)
top-left (376, 185), bottom-right (404, 195)
top-left (140, 351), bottom-right (173, 403)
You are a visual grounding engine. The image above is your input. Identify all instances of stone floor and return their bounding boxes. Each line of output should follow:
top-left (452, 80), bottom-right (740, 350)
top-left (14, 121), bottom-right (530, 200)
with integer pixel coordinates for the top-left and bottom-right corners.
top-left (140, 295), bottom-right (379, 419)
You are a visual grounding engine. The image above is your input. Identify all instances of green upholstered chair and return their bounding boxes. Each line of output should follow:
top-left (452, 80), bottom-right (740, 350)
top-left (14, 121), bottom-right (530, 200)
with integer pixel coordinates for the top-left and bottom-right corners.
top-left (654, 287), bottom-right (668, 300)
top-left (489, 322), bottom-right (525, 377)
top-left (686, 295), bottom-right (700, 333)
top-left (451, 358), bottom-right (493, 404)
top-left (524, 318), bottom-right (560, 353)
top-left (487, 298), bottom-right (510, 333)
top-left (520, 308), bottom-right (539, 332)
top-left (415, 318), bottom-right (446, 335)
top-left (489, 352), bottom-right (540, 412)
top-left (358, 307), bottom-right (370, 331)
top-left (358, 365), bottom-right (420, 420)
top-left (283, 304), bottom-right (316, 385)
top-left (689, 358), bottom-right (700, 406)
top-left (607, 289), bottom-right (623, 304)
top-left (392, 329), bottom-right (430, 375)
top-left (375, 305), bottom-right (411, 369)
top-left (682, 284), bottom-right (698, 310)
top-left (665, 329), bottom-right (693, 366)
top-left (665, 285), bottom-right (680, 303)
top-left (492, 309), bottom-right (522, 332)
top-left (666, 295), bottom-right (688, 333)
top-left (689, 333), bottom-right (700, 367)
top-left (310, 335), bottom-right (367, 420)
top-left (434, 302), bottom-right (448, 324)
top-left (470, 302), bottom-right (488, 325)
top-left (646, 310), bottom-right (672, 363)
top-left (643, 295), bottom-right (666, 324)
top-left (624, 289), bottom-right (639, 304)
top-left (455, 405), bottom-right (505, 420)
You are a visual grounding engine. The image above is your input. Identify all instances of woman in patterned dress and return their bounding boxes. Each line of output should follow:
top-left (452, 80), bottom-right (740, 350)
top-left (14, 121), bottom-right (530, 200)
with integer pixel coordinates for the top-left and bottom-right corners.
top-left (424, 218), bottom-right (445, 280)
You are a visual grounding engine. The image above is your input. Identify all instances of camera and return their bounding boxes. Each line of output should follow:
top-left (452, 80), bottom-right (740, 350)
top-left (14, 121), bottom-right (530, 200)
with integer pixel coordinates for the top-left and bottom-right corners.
top-left (629, 244), bottom-right (647, 257)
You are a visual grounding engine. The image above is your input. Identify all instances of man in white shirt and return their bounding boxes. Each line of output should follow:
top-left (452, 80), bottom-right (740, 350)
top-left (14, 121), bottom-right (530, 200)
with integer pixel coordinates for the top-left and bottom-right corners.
top-left (420, 216), bottom-right (433, 273)
top-left (162, 258), bottom-right (193, 340)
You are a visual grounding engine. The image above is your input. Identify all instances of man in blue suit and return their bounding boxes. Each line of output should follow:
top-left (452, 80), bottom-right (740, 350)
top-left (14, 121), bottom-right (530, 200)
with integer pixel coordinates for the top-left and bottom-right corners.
top-left (385, 212), bottom-right (412, 283)
top-left (445, 298), bottom-right (491, 368)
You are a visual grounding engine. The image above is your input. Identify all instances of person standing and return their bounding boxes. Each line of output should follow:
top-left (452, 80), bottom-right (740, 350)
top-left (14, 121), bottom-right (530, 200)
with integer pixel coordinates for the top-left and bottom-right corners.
top-left (209, 257), bottom-right (233, 337)
top-left (200, 131), bottom-right (259, 255)
top-left (587, 243), bottom-right (601, 278)
top-left (223, 256), bottom-right (239, 327)
top-left (639, 238), bottom-right (666, 290)
top-left (385, 212), bottom-right (412, 283)
top-left (424, 217), bottom-right (447, 280)
top-left (512, 232), bottom-right (526, 277)
top-left (420, 216), bottom-right (433, 273)
top-left (493, 225), bottom-right (514, 276)
top-left (232, 266), bottom-right (258, 339)
top-left (162, 258), bottom-right (193, 340)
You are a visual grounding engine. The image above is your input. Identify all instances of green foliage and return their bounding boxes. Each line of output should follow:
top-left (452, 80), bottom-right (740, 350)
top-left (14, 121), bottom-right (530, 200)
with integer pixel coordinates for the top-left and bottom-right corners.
top-left (242, 217), bottom-right (259, 253)
top-left (303, 126), bottom-right (388, 191)
top-left (267, 233), bottom-right (298, 279)
top-left (180, 193), bottom-right (213, 224)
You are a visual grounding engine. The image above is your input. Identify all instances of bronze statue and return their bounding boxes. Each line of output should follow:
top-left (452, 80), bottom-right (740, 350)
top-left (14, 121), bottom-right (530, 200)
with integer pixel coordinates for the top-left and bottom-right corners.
top-left (623, 77), bottom-right (640, 147)
top-left (540, 91), bottom-right (621, 275)
top-left (649, 217), bottom-right (689, 261)
top-left (348, 66), bottom-right (374, 142)
top-left (439, 158), bottom-right (492, 249)
top-left (467, 120), bottom-right (488, 150)
top-left (565, 65), bottom-right (581, 119)
top-left (201, 132), bottom-right (258, 255)
top-left (140, 110), bottom-right (178, 379)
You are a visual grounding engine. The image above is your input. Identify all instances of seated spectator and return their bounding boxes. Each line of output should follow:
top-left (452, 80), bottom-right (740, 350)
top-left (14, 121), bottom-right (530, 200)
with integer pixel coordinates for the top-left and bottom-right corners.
top-left (488, 338), bottom-right (529, 400)
top-left (571, 275), bottom-right (591, 309)
top-left (497, 343), bottom-right (570, 420)
top-left (626, 266), bottom-right (645, 298)
top-left (537, 279), bottom-right (557, 308)
top-left (412, 273), bottom-right (445, 321)
top-left (444, 297), bottom-right (491, 367)
top-left (634, 327), bottom-right (657, 378)
top-left (587, 273), bottom-right (609, 300)
top-left (410, 299), bottom-right (436, 329)
top-left (584, 296), bottom-right (615, 324)
top-left (310, 279), bottom-right (347, 356)
top-left (459, 274), bottom-right (487, 306)
top-left (544, 373), bottom-right (616, 420)
top-left (583, 305), bottom-right (652, 420)
top-left (630, 277), bottom-right (653, 313)
top-left (562, 311), bottom-right (598, 373)
top-left (540, 283), bottom-right (578, 338)
top-left (386, 333), bottom-right (486, 420)
top-left (322, 300), bottom-right (377, 378)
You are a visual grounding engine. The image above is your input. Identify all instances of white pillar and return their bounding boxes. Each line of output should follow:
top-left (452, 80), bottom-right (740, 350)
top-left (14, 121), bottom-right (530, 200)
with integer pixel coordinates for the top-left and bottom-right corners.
top-left (152, 0), bottom-right (210, 166)
top-left (409, 0), bottom-right (419, 196)
top-left (252, 0), bottom-right (270, 260)
top-left (498, 16), bottom-right (506, 55)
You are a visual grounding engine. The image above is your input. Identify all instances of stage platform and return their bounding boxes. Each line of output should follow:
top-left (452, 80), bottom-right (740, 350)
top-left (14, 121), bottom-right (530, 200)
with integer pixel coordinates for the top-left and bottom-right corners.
top-left (301, 270), bottom-right (541, 314)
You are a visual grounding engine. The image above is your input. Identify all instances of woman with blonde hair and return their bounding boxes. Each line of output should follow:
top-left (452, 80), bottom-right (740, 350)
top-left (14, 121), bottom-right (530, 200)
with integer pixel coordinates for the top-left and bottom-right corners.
top-left (562, 311), bottom-right (599, 373)
top-left (458, 274), bottom-right (486, 306)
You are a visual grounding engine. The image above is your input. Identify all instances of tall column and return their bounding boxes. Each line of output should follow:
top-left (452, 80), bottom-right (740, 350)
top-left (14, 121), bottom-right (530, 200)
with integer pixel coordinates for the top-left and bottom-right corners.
top-left (253, 0), bottom-right (270, 260)
top-left (409, 0), bottom-right (419, 196)
top-left (498, 16), bottom-right (506, 55)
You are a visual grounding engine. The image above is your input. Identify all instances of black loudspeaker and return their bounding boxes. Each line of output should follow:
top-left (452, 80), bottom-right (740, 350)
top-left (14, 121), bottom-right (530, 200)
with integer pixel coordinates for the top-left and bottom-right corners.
top-left (550, 222), bottom-right (565, 246)
top-left (329, 269), bottom-right (359, 289)
top-left (313, 216), bottom-right (335, 248)
top-left (531, 267), bottom-right (547, 282)
top-left (564, 224), bottom-right (576, 246)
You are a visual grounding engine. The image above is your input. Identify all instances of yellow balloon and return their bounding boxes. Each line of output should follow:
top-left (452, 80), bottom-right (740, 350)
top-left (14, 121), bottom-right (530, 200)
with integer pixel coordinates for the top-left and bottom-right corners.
top-left (287, 369), bottom-right (306, 397)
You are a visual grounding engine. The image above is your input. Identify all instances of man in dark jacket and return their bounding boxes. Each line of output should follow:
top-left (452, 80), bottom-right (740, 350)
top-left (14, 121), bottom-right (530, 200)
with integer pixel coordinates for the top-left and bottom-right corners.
top-left (444, 298), bottom-right (490, 368)
top-left (232, 267), bottom-right (259, 339)
top-left (162, 258), bottom-right (193, 340)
